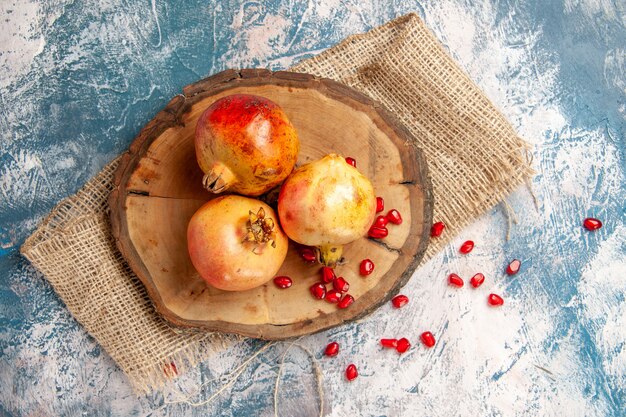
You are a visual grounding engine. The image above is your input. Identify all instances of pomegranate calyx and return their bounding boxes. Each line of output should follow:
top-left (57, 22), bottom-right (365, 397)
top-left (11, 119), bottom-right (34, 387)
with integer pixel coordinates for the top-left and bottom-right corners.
top-left (243, 207), bottom-right (277, 250)
top-left (318, 244), bottom-right (344, 267)
top-left (202, 162), bottom-right (236, 194)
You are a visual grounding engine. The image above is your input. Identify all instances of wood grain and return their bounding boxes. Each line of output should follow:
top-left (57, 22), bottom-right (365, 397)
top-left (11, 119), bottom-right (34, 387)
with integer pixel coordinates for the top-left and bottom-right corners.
top-left (109, 69), bottom-right (433, 339)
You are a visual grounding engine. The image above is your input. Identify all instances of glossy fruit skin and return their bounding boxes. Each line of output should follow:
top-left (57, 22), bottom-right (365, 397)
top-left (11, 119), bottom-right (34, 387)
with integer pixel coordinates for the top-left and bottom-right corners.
top-left (310, 282), bottom-right (327, 300)
top-left (195, 94), bottom-right (299, 196)
top-left (380, 339), bottom-right (398, 348)
top-left (374, 215), bottom-right (389, 227)
top-left (376, 197), bottom-right (384, 213)
top-left (333, 277), bottom-right (350, 293)
top-left (506, 259), bottom-right (521, 275)
top-left (346, 364), bottom-right (358, 381)
top-left (430, 221), bottom-right (445, 237)
top-left (278, 154), bottom-right (376, 266)
top-left (368, 226), bottom-right (389, 239)
top-left (345, 157), bottom-right (357, 167)
top-left (187, 195), bottom-right (288, 291)
top-left (396, 338), bottom-right (411, 353)
top-left (448, 273), bottom-right (464, 287)
top-left (273, 276), bottom-right (292, 289)
top-left (325, 290), bottom-right (342, 303)
top-left (386, 209), bottom-right (403, 225)
top-left (338, 294), bottom-right (355, 309)
top-left (391, 294), bottom-right (409, 308)
top-left (459, 240), bottom-right (474, 254)
top-left (470, 273), bottom-right (485, 288)
top-left (321, 266), bottom-right (336, 283)
top-left (360, 259), bottom-right (375, 276)
top-left (488, 293), bottom-right (504, 306)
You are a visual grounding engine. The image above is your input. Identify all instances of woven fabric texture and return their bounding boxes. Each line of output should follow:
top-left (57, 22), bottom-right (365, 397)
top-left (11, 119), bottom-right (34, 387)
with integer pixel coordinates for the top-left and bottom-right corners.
top-left (21, 13), bottom-right (532, 392)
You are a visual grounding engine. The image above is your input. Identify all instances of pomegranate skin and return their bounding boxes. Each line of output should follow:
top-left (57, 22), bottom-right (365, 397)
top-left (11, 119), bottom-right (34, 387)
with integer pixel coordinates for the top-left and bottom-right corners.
top-left (187, 195), bottom-right (288, 291)
top-left (195, 94), bottom-right (299, 196)
top-left (277, 154), bottom-right (376, 266)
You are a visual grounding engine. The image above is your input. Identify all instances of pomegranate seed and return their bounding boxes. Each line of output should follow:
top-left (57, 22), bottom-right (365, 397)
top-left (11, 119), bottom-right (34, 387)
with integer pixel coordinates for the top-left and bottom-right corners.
top-left (310, 282), bottom-right (326, 299)
top-left (345, 364), bottom-right (358, 381)
top-left (380, 338), bottom-right (398, 348)
top-left (326, 290), bottom-right (342, 303)
top-left (391, 294), bottom-right (409, 308)
top-left (488, 293), bottom-right (504, 306)
top-left (337, 294), bottom-right (354, 309)
top-left (324, 342), bottom-right (339, 357)
top-left (368, 226), bottom-right (388, 239)
top-left (396, 337), bottom-right (411, 353)
top-left (333, 277), bottom-right (350, 293)
top-left (374, 215), bottom-right (389, 227)
top-left (273, 276), bottom-right (292, 289)
top-left (376, 197), bottom-right (384, 213)
top-left (448, 273), bottom-right (464, 287)
top-left (583, 217), bottom-right (602, 231)
top-left (420, 331), bottom-right (436, 348)
top-left (321, 266), bottom-right (336, 283)
top-left (506, 259), bottom-right (521, 275)
top-left (359, 259), bottom-right (375, 276)
top-left (345, 157), bottom-right (356, 167)
top-left (299, 247), bottom-right (317, 263)
top-left (459, 240), bottom-right (474, 254)
top-left (430, 221), bottom-right (445, 237)
top-left (469, 273), bottom-right (485, 288)
top-left (386, 209), bottom-right (403, 225)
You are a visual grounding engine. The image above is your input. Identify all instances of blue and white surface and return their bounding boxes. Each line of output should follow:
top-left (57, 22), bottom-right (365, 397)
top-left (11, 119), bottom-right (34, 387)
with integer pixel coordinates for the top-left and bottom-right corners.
top-left (1, 1), bottom-right (625, 416)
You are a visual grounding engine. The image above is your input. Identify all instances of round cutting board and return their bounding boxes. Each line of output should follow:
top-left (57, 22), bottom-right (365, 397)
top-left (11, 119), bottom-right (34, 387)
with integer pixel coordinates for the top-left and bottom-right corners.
top-left (109, 69), bottom-right (433, 340)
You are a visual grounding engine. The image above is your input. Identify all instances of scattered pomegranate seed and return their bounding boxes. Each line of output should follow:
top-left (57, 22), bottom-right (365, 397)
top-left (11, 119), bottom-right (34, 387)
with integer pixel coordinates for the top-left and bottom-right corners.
top-left (326, 290), bottom-right (342, 303)
top-left (391, 294), bottom-right (409, 308)
top-left (333, 277), bottom-right (350, 293)
top-left (374, 215), bottom-right (389, 227)
top-left (459, 240), bottom-right (474, 254)
top-left (380, 338), bottom-right (398, 348)
top-left (506, 259), bottom-right (521, 275)
top-left (299, 247), bottom-right (317, 263)
top-left (376, 197), bottom-right (384, 213)
top-left (448, 273), bottom-right (464, 287)
top-left (396, 337), bottom-right (411, 353)
top-left (420, 332), bottom-right (436, 348)
top-left (368, 226), bottom-right (388, 239)
top-left (273, 276), bottom-right (292, 289)
top-left (583, 217), bottom-right (602, 231)
top-left (310, 282), bottom-right (326, 299)
top-left (469, 273), bottom-right (485, 288)
top-left (163, 362), bottom-right (178, 377)
top-left (337, 294), bottom-right (355, 309)
top-left (321, 266), bottom-right (336, 283)
top-left (430, 221), bottom-right (445, 237)
top-left (345, 364), bottom-right (358, 381)
top-left (324, 342), bottom-right (339, 357)
top-left (488, 293), bottom-right (504, 306)
top-left (359, 259), bottom-right (375, 276)
top-left (386, 209), bottom-right (403, 225)
top-left (345, 157), bottom-right (357, 167)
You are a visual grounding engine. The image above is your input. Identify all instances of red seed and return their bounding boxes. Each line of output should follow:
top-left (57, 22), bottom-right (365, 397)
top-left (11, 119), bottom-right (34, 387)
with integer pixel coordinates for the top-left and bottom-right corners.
top-left (488, 293), bottom-right (504, 306)
top-left (310, 282), bottom-right (326, 299)
top-left (391, 294), bottom-right (409, 308)
top-left (459, 240), bottom-right (474, 254)
top-left (333, 277), bottom-right (350, 293)
top-left (359, 259), bottom-right (375, 276)
top-left (469, 273), bottom-right (485, 288)
top-left (345, 364), bottom-right (358, 381)
top-left (448, 273), bottom-right (464, 287)
top-left (386, 209), bottom-right (403, 225)
top-left (299, 247), bottom-right (317, 263)
top-left (368, 226), bottom-right (388, 239)
top-left (430, 221), bottom-right (446, 237)
top-left (506, 259), bottom-right (521, 275)
top-left (324, 342), bottom-right (339, 357)
top-left (380, 338), bottom-right (398, 348)
top-left (583, 217), bottom-right (602, 231)
top-left (420, 331), bottom-right (436, 348)
top-left (396, 337), bottom-right (411, 353)
top-left (376, 197), bottom-right (384, 213)
top-left (163, 362), bottom-right (178, 377)
top-left (273, 276), bottom-right (292, 289)
top-left (337, 294), bottom-right (355, 309)
top-left (321, 266), bottom-right (336, 283)
top-left (325, 290), bottom-right (342, 303)
top-left (374, 215), bottom-right (389, 227)
top-left (345, 157), bottom-right (357, 167)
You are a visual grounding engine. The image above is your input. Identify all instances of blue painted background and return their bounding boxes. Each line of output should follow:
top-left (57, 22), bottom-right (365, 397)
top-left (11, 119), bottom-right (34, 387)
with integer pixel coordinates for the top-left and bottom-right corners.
top-left (1, 1), bottom-right (624, 416)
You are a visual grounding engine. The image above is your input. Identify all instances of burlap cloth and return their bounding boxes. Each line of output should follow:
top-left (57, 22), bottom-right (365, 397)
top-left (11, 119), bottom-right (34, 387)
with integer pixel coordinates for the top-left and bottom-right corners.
top-left (21, 13), bottom-right (533, 392)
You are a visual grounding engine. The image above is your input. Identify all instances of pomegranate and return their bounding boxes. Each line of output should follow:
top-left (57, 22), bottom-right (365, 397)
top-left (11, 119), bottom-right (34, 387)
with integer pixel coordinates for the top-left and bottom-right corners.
top-left (195, 94), bottom-right (299, 196)
top-left (187, 195), bottom-right (288, 291)
top-left (278, 154), bottom-right (376, 266)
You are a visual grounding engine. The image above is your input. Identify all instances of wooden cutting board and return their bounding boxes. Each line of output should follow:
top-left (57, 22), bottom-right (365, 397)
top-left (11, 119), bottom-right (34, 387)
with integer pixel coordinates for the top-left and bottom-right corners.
top-left (109, 69), bottom-right (433, 339)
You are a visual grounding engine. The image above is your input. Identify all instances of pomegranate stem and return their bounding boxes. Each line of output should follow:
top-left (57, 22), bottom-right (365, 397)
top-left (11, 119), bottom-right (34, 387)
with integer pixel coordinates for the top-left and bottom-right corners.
top-left (318, 244), bottom-right (343, 267)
